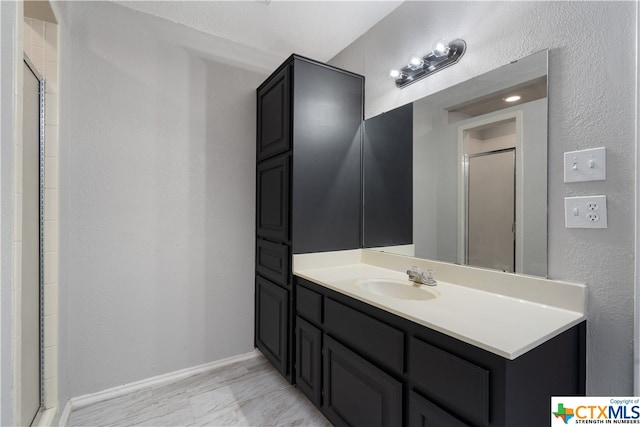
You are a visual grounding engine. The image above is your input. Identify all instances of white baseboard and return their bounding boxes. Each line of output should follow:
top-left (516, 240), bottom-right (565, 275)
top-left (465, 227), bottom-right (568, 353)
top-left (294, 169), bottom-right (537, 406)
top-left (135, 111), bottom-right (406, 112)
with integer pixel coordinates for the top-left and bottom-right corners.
top-left (58, 402), bottom-right (71, 427)
top-left (58, 349), bottom-right (260, 426)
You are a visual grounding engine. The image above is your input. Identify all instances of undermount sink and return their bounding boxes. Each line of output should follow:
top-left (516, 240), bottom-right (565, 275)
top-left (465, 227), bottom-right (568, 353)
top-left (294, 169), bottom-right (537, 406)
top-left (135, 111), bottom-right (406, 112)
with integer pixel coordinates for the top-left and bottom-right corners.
top-left (357, 279), bottom-right (439, 301)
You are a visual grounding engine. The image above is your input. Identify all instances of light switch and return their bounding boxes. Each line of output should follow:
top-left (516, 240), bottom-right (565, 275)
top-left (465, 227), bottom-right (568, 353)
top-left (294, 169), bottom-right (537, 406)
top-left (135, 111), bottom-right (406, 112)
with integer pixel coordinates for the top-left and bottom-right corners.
top-left (564, 147), bottom-right (606, 182)
top-left (564, 195), bottom-right (607, 228)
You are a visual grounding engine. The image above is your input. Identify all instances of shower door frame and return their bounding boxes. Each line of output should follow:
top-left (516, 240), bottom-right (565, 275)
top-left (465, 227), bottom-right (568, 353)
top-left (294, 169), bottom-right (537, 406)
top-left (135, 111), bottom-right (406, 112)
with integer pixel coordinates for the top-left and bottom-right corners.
top-left (22, 53), bottom-right (46, 426)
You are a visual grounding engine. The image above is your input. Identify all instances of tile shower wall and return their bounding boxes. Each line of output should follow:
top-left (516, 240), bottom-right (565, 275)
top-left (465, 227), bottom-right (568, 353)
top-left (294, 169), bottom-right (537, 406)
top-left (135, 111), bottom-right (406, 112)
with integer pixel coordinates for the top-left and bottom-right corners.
top-left (22, 16), bottom-right (59, 412)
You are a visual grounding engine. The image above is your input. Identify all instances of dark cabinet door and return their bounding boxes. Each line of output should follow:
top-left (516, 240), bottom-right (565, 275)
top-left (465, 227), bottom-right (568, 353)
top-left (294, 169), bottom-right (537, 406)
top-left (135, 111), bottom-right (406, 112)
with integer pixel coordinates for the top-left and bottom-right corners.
top-left (323, 336), bottom-right (402, 427)
top-left (295, 316), bottom-right (322, 407)
top-left (255, 276), bottom-right (289, 376)
top-left (256, 154), bottom-right (290, 243)
top-left (257, 65), bottom-right (291, 162)
top-left (409, 391), bottom-right (470, 427)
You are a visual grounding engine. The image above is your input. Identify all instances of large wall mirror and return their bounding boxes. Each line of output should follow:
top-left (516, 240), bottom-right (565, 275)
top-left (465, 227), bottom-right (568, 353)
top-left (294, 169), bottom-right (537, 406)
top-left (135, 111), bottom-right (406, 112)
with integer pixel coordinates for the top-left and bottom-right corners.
top-left (363, 50), bottom-right (548, 277)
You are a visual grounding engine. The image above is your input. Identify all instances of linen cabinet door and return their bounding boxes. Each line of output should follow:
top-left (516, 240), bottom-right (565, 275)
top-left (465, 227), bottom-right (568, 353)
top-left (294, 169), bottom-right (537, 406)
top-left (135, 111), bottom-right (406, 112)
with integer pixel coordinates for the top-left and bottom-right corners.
top-left (257, 65), bottom-right (291, 161)
top-left (323, 336), bottom-right (402, 427)
top-left (295, 317), bottom-right (322, 408)
top-left (256, 154), bottom-right (290, 243)
top-left (255, 276), bottom-right (289, 377)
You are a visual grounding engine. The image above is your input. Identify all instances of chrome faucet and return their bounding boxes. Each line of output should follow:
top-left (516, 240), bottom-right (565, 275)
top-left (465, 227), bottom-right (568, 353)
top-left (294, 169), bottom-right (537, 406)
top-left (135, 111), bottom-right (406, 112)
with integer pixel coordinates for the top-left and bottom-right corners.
top-left (406, 266), bottom-right (437, 286)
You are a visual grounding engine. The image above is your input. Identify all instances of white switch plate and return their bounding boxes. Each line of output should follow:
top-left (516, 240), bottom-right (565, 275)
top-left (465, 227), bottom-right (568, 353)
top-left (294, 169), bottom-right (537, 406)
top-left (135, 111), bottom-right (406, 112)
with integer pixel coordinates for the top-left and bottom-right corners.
top-left (564, 195), bottom-right (608, 228)
top-left (564, 147), bottom-right (606, 182)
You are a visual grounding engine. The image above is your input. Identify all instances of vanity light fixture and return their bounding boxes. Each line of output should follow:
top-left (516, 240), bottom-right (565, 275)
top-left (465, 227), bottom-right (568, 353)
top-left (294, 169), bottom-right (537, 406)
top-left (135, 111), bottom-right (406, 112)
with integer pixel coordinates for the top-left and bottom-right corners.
top-left (390, 38), bottom-right (466, 89)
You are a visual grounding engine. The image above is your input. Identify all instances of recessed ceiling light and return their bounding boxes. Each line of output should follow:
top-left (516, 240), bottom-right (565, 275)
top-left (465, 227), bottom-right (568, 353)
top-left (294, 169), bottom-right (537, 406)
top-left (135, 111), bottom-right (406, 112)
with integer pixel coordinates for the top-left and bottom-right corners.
top-left (504, 95), bottom-right (521, 103)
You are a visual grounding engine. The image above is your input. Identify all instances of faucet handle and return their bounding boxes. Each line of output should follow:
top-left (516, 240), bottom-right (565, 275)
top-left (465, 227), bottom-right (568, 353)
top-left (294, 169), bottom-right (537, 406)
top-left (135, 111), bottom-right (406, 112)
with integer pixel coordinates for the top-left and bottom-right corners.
top-left (407, 266), bottom-right (419, 278)
top-left (423, 269), bottom-right (437, 286)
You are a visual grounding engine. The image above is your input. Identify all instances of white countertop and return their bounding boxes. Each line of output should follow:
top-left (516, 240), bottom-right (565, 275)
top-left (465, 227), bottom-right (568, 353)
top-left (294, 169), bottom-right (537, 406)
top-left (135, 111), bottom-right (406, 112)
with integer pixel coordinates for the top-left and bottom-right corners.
top-left (293, 250), bottom-right (586, 360)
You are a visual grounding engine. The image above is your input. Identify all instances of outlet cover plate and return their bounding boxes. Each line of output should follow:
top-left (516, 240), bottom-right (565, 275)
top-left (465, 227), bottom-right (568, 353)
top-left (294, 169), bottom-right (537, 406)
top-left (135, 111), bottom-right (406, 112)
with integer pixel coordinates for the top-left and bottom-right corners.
top-left (564, 147), bottom-right (606, 183)
top-left (564, 195), bottom-right (608, 228)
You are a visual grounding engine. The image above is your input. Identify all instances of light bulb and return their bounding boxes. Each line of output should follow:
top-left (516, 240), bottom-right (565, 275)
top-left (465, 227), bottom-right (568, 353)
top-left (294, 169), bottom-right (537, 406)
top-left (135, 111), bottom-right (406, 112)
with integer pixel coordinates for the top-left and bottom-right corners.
top-left (389, 69), bottom-right (402, 79)
top-left (432, 38), bottom-right (450, 57)
top-left (504, 95), bottom-right (521, 103)
top-left (407, 55), bottom-right (424, 71)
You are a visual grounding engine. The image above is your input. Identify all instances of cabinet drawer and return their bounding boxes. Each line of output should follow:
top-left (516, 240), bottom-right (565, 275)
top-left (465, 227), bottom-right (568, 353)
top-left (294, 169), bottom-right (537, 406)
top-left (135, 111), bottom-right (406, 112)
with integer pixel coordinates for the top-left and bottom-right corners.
top-left (296, 284), bottom-right (322, 326)
top-left (324, 298), bottom-right (404, 375)
top-left (409, 390), bottom-right (469, 427)
top-left (409, 337), bottom-right (489, 426)
top-left (324, 336), bottom-right (402, 427)
top-left (256, 239), bottom-right (289, 287)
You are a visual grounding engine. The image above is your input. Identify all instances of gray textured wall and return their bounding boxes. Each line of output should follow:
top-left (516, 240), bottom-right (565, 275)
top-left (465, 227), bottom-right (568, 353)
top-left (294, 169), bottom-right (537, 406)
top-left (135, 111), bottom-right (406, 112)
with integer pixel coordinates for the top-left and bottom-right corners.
top-left (330, 1), bottom-right (636, 394)
top-left (58, 2), bottom-right (263, 398)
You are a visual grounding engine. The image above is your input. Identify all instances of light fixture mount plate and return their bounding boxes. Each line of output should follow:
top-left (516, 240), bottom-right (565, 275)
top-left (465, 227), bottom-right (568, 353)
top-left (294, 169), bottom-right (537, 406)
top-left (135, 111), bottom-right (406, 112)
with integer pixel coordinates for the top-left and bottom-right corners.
top-left (394, 39), bottom-right (466, 88)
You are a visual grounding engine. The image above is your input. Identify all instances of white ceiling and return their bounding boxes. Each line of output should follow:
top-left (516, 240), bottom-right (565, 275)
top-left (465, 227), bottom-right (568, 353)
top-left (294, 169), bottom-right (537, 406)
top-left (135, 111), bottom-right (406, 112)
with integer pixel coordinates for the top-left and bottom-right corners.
top-left (116, 1), bottom-right (403, 71)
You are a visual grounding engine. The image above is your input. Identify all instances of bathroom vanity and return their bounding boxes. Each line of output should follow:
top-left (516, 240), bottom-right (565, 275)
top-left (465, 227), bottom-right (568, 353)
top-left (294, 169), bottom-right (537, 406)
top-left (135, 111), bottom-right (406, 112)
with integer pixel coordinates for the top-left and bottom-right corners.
top-left (255, 51), bottom-right (585, 426)
top-left (292, 250), bottom-right (586, 427)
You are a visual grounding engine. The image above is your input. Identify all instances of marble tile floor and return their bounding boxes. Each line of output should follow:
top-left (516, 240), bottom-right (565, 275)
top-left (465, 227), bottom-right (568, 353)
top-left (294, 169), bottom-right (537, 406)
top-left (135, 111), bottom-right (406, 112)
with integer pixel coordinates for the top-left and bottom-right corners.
top-left (67, 353), bottom-right (331, 427)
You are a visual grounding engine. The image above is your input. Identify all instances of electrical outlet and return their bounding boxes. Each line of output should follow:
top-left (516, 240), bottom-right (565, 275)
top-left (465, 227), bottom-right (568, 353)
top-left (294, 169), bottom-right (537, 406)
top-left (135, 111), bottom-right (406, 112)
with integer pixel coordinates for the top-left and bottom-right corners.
top-left (586, 212), bottom-right (600, 222)
top-left (565, 195), bottom-right (607, 228)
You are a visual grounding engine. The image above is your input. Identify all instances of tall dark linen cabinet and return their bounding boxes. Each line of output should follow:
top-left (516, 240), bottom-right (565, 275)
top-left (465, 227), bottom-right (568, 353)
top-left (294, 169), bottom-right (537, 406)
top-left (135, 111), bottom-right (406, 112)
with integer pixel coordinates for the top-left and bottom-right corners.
top-left (255, 55), bottom-right (364, 381)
